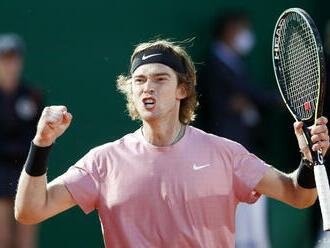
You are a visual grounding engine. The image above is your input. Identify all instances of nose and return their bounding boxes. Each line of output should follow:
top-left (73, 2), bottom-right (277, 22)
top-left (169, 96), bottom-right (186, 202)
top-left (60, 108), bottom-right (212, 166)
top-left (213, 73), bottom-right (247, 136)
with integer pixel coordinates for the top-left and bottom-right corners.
top-left (143, 78), bottom-right (155, 94)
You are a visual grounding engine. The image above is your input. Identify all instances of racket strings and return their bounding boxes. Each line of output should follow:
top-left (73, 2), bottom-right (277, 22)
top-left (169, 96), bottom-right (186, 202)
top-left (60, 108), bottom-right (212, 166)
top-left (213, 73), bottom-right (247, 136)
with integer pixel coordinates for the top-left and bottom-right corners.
top-left (278, 13), bottom-right (319, 119)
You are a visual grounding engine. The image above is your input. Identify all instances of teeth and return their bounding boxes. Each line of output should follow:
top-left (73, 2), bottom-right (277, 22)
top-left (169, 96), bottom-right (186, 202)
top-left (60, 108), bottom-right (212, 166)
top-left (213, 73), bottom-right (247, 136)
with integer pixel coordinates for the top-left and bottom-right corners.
top-left (144, 99), bottom-right (154, 104)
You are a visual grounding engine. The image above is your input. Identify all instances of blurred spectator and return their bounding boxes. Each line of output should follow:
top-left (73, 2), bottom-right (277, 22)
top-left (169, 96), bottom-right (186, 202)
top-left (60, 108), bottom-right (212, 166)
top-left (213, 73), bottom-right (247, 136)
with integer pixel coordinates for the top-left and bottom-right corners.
top-left (0, 34), bottom-right (43, 248)
top-left (199, 12), bottom-right (273, 248)
top-left (199, 11), bottom-right (276, 152)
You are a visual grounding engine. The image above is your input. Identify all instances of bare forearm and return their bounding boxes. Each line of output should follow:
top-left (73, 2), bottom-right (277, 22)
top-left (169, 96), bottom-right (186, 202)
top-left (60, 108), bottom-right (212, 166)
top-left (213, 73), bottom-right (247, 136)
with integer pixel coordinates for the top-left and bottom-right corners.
top-left (257, 117), bottom-right (328, 208)
top-left (15, 170), bottom-right (77, 224)
top-left (256, 167), bottom-right (317, 209)
top-left (15, 106), bottom-right (75, 224)
top-left (15, 170), bottom-right (48, 224)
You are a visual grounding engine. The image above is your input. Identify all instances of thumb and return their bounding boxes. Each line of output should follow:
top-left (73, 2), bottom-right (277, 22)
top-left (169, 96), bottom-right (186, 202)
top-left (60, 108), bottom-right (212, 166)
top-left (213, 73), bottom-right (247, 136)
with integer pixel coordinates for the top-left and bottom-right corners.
top-left (62, 111), bottom-right (73, 125)
top-left (294, 121), bottom-right (304, 135)
top-left (294, 121), bottom-right (312, 160)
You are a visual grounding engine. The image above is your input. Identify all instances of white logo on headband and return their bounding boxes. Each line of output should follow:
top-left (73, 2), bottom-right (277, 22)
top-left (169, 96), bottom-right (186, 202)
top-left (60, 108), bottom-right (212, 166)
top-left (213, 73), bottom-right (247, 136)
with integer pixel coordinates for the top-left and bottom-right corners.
top-left (142, 53), bottom-right (162, 60)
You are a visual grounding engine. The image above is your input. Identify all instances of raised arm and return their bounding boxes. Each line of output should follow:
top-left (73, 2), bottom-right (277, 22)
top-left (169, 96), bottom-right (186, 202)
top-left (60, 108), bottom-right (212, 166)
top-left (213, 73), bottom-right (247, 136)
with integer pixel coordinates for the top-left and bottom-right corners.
top-left (255, 117), bottom-right (329, 208)
top-left (15, 106), bottom-right (76, 224)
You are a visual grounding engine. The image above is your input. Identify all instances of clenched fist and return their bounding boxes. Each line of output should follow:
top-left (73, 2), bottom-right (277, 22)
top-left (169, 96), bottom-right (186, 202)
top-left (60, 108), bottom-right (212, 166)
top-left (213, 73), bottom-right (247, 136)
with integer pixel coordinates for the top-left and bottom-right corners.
top-left (33, 106), bottom-right (72, 147)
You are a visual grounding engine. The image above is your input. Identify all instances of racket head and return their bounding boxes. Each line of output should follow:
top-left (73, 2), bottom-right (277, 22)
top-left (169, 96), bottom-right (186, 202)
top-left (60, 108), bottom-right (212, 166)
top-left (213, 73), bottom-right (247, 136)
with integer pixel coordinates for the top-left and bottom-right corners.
top-left (272, 8), bottom-right (326, 125)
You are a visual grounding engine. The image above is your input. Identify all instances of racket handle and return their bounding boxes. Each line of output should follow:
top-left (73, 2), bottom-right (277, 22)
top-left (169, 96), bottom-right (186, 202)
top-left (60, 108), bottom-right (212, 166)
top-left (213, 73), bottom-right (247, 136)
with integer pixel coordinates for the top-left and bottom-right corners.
top-left (314, 164), bottom-right (330, 231)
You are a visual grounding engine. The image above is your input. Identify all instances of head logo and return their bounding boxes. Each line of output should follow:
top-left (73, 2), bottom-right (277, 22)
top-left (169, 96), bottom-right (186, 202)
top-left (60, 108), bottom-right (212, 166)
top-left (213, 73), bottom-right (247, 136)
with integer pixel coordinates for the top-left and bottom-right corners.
top-left (142, 53), bottom-right (162, 60)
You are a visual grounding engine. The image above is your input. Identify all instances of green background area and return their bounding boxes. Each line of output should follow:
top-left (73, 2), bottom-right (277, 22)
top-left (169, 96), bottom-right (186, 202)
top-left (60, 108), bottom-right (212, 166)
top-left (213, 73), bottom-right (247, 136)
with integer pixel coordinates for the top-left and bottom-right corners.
top-left (1, 0), bottom-right (330, 247)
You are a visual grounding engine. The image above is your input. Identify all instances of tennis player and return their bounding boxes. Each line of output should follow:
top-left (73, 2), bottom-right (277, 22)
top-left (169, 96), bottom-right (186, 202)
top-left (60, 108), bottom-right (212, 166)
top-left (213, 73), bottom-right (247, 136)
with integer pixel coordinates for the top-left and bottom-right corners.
top-left (15, 39), bottom-right (329, 247)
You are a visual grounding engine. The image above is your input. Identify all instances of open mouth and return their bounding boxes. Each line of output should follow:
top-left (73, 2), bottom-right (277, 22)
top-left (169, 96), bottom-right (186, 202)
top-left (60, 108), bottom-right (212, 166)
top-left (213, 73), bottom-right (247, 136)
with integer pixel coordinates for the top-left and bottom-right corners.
top-left (142, 97), bottom-right (156, 109)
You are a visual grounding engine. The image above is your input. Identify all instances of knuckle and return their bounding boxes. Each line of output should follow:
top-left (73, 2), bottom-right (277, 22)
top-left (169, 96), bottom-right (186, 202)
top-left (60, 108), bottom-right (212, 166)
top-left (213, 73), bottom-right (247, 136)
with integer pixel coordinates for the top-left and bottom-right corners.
top-left (43, 107), bottom-right (50, 114)
top-left (323, 133), bottom-right (328, 139)
top-left (322, 116), bottom-right (328, 123)
top-left (314, 126), bottom-right (325, 134)
top-left (318, 133), bottom-right (324, 140)
top-left (320, 141), bottom-right (327, 148)
top-left (311, 128), bottom-right (317, 135)
top-left (321, 141), bottom-right (328, 147)
top-left (311, 135), bottom-right (317, 142)
top-left (317, 116), bottom-right (326, 124)
top-left (56, 105), bottom-right (66, 110)
top-left (322, 126), bottom-right (327, 133)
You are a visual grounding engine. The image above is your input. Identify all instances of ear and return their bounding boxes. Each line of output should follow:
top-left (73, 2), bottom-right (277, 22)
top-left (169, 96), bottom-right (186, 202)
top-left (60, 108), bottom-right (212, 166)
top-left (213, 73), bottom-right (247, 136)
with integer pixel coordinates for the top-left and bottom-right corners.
top-left (176, 83), bottom-right (187, 100)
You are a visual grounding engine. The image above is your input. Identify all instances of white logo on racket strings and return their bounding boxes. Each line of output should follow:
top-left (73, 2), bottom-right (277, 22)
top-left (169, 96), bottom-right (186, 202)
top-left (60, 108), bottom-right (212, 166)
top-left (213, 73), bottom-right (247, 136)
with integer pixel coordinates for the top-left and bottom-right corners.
top-left (142, 53), bottom-right (162, 60)
top-left (193, 163), bottom-right (212, 170)
top-left (274, 18), bottom-right (285, 60)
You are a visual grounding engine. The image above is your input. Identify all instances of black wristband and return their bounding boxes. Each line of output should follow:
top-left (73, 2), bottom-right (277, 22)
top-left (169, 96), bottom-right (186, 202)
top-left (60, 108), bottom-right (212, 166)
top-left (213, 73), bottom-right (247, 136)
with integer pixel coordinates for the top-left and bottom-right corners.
top-left (24, 142), bottom-right (52, 176)
top-left (297, 158), bottom-right (316, 188)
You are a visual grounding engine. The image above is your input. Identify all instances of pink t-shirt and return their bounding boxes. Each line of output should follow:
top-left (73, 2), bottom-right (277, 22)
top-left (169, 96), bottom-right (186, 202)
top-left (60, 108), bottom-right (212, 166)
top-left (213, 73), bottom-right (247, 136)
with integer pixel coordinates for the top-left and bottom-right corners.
top-left (61, 126), bottom-right (270, 248)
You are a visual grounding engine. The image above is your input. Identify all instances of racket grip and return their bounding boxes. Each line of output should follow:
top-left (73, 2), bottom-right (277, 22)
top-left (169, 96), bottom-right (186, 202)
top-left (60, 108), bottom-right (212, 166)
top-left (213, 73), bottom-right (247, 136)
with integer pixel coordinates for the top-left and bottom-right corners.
top-left (314, 164), bottom-right (330, 231)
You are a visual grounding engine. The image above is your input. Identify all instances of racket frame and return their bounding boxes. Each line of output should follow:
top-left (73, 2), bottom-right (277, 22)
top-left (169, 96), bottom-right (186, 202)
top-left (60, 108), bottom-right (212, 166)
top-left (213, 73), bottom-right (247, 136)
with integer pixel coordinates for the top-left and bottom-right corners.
top-left (272, 8), bottom-right (330, 231)
top-left (272, 7), bottom-right (326, 125)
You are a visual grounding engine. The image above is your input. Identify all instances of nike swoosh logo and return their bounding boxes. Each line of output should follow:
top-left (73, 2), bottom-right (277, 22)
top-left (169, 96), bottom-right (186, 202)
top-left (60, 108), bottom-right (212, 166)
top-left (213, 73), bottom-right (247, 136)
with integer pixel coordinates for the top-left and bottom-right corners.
top-left (142, 53), bottom-right (162, 60)
top-left (193, 163), bottom-right (211, 170)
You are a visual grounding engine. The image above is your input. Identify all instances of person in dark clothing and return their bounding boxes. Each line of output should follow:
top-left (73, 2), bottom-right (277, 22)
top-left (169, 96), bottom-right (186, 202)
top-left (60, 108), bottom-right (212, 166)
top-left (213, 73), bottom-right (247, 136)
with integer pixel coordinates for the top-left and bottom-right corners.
top-left (0, 34), bottom-right (43, 248)
top-left (199, 12), bottom-right (275, 153)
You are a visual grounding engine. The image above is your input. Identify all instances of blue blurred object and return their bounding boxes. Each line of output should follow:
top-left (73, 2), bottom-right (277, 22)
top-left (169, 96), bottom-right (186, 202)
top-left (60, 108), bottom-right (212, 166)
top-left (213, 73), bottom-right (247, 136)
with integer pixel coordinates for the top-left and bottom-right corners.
top-left (0, 33), bottom-right (25, 57)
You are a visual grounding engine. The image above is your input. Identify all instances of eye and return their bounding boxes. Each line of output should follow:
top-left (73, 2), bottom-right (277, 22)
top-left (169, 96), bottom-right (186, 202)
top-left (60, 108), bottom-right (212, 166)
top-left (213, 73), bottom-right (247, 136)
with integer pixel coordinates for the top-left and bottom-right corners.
top-left (157, 77), bottom-right (167, 82)
top-left (134, 78), bottom-right (144, 84)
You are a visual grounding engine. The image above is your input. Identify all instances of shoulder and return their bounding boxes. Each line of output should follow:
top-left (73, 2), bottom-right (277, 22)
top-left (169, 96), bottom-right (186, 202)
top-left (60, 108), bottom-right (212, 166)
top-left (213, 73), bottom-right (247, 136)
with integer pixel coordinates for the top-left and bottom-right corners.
top-left (87, 130), bottom-right (141, 159)
top-left (188, 126), bottom-right (244, 148)
top-left (73, 131), bottom-right (141, 179)
top-left (187, 125), bottom-right (248, 155)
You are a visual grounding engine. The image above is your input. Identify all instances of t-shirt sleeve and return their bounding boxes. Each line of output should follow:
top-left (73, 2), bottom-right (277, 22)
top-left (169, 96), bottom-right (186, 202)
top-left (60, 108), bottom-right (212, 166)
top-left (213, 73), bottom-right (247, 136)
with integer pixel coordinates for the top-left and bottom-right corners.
top-left (233, 146), bottom-right (271, 203)
top-left (60, 150), bottom-right (100, 214)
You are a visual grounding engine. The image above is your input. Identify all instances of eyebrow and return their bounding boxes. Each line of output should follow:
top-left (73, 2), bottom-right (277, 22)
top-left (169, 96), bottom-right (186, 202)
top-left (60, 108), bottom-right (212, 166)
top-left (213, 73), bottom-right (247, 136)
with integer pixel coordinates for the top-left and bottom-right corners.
top-left (133, 72), bottom-right (171, 78)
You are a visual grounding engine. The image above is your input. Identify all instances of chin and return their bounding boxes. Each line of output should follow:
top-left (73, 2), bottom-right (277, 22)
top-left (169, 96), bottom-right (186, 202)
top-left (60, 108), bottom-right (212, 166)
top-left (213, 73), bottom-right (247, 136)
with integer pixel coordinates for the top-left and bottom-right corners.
top-left (140, 114), bottom-right (158, 122)
top-left (138, 109), bottom-right (161, 122)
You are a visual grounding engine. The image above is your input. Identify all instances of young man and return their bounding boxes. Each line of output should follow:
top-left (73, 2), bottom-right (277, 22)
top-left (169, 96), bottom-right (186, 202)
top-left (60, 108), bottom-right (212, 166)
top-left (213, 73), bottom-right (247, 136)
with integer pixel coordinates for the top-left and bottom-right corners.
top-left (15, 39), bottom-right (329, 248)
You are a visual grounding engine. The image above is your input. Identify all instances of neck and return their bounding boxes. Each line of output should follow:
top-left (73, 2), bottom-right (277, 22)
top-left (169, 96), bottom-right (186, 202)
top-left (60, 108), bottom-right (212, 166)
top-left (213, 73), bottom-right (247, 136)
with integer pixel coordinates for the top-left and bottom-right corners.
top-left (142, 119), bottom-right (184, 146)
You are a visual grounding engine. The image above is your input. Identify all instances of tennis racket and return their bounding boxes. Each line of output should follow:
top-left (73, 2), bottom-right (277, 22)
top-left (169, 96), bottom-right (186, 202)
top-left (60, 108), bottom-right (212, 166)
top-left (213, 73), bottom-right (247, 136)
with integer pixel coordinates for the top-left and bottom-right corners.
top-left (272, 8), bottom-right (330, 231)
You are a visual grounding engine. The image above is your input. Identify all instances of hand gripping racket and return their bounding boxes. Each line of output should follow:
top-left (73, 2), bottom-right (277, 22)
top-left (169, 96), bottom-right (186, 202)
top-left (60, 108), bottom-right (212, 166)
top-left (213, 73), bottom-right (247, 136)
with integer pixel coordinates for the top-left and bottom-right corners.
top-left (272, 8), bottom-right (330, 231)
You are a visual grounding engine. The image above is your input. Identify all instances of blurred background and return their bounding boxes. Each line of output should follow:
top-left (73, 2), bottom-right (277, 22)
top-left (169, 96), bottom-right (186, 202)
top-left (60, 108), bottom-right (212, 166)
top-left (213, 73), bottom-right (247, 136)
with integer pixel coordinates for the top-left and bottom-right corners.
top-left (1, 0), bottom-right (330, 247)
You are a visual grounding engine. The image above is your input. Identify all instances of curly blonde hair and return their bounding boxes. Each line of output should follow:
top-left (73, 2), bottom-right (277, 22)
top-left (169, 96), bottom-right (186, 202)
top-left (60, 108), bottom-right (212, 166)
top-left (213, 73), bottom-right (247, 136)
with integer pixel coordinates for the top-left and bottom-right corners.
top-left (116, 39), bottom-right (198, 124)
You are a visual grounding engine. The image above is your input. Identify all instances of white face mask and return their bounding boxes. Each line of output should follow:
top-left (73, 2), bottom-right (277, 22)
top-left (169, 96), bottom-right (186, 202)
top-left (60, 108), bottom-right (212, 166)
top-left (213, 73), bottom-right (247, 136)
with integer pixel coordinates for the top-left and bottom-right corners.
top-left (233, 29), bottom-right (255, 55)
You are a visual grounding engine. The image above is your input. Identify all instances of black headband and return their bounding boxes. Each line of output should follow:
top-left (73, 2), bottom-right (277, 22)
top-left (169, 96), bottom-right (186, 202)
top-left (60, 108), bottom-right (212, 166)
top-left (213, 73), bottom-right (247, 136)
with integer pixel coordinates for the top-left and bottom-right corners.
top-left (130, 49), bottom-right (186, 74)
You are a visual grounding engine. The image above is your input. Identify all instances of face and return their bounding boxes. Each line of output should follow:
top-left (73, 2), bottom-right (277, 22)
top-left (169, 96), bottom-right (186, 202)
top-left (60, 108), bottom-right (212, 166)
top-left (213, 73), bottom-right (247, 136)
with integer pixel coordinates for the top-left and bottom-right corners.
top-left (0, 51), bottom-right (23, 91)
top-left (131, 63), bottom-right (186, 123)
top-left (231, 20), bottom-right (255, 55)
